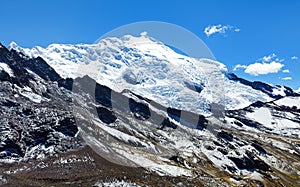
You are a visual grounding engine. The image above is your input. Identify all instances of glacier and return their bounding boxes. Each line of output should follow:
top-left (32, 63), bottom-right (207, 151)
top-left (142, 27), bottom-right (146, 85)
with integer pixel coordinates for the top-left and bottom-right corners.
top-left (9, 34), bottom-right (274, 115)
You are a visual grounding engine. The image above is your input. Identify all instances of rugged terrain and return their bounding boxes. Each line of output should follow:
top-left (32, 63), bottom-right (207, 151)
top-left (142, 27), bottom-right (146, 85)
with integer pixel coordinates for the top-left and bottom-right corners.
top-left (0, 35), bottom-right (300, 187)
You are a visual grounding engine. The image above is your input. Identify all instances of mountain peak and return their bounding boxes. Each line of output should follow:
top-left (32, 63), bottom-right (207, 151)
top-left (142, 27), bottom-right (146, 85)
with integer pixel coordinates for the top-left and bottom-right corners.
top-left (8, 41), bottom-right (18, 50)
top-left (8, 35), bottom-right (297, 114)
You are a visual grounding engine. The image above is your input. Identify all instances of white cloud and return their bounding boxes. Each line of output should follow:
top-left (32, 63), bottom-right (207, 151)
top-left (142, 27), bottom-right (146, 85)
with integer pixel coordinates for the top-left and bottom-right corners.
top-left (233, 53), bottom-right (285, 76)
top-left (295, 87), bottom-right (300, 93)
top-left (204, 24), bottom-right (240, 37)
top-left (262, 53), bottom-right (276, 62)
top-left (234, 28), bottom-right (241, 32)
top-left (233, 64), bottom-right (247, 71)
top-left (245, 61), bottom-right (284, 76)
top-left (291, 56), bottom-right (298, 60)
top-left (282, 77), bottom-right (292, 80)
top-left (282, 69), bottom-right (290, 73)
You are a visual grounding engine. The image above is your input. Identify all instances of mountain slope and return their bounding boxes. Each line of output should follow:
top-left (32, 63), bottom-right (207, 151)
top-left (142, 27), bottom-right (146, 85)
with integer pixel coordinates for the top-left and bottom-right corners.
top-left (10, 35), bottom-right (298, 115)
top-left (0, 43), bottom-right (230, 186)
top-left (1, 40), bottom-right (300, 186)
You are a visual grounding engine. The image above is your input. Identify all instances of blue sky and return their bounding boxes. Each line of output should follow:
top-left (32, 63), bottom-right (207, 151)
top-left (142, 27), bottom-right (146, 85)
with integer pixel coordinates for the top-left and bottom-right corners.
top-left (1, 0), bottom-right (299, 89)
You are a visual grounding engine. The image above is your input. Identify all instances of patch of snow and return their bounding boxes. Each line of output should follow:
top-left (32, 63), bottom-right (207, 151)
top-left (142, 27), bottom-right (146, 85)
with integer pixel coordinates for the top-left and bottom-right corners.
top-left (276, 118), bottom-right (300, 129)
top-left (4, 166), bottom-right (29, 174)
top-left (245, 171), bottom-right (264, 182)
top-left (33, 162), bottom-right (48, 169)
top-left (229, 177), bottom-right (242, 184)
top-left (0, 62), bottom-right (14, 77)
top-left (0, 158), bottom-right (18, 164)
top-left (93, 120), bottom-right (151, 149)
top-left (115, 149), bottom-right (192, 177)
top-left (53, 155), bottom-right (94, 165)
top-left (245, 106), bottom-right (300, 137)
top-left (19, 89), bottom-right (43, 103)
top-left (246, 107), bottom-right (274, 129)
top-left (201, 146), bottom-right (236, 173)
top-left (264, 138), bottom-right (293, 153)
top-left (272, 86), bottom-right (286, 96)
top-left (94, 180), bottom-right (145, 187)
top-left (0, 175), bottom-right (7, 184)
top-left (274, 97), bottom-right (300, 109)
top-left (23, 144), bottom-right (56, 160)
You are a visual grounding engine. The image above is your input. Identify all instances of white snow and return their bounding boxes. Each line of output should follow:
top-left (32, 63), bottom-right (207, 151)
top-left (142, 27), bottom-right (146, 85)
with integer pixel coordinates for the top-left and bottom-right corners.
top-left (245, 106), bottom-right (300, 136)
top-left (245, 171), bottom-right (264, 182)
top-left (272, 86), bottom-right (286, 96)
top-left (19, 88), bottom-right (43, 103)
top-left (94, 180), bottom-right (145, 187)
top-left (93, 120), bottom-right (150, 148)
top-left (115, 149), bottom-right (192, 177)
top-left (246, 107), bottom-right (274, 129)
top-left (13, 85), bottom-right (48, 103)
top-left (0, 62), bottom-right (14, 77)
top-left (201, 146), bottom-right (236, 173)
top-left (0, 158), bottom-right (18, 164)
top-left (53, 155), bottom-right (94, 165)
top-left (23, 144), bottom-right (56, 160)
top-left (274, 97), bottom-right (300, 109)
top-left (0, 175), bottom-right (7, 184)
top-left (276, 118), bottom-right (300, 129)
top-left (4, 166), bottom-right (29, 174)
top-left (9, 36), bottom-right (273, 115)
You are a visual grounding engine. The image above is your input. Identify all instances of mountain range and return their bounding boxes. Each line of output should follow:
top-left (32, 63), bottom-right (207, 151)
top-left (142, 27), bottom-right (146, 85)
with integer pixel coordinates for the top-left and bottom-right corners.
top-left (0, 35), bottom-right (300, 186)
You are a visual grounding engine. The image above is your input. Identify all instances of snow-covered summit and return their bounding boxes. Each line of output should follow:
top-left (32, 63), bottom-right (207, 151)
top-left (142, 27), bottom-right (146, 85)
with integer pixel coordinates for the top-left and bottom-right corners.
top-left (9, 34), bottom-right (274, 114)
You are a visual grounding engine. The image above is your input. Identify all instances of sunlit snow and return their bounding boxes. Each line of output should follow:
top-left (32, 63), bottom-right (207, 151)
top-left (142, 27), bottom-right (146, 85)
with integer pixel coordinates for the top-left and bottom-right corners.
top-left (10, 35), bottom-right (273, 114)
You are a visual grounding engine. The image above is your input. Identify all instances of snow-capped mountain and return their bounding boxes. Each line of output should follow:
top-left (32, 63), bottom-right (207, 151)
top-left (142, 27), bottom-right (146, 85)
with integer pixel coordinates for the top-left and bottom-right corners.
top-left (1, 38), bottom-right (300, 187)
top-left (9, 34), bottom-right (297, 116)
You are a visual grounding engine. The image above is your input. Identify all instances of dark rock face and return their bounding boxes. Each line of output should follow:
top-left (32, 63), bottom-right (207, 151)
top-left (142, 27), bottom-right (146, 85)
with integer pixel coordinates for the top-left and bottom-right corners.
top-left (20, 56), bottom-right (61, 82)
top-left (228, 153), bottom-right (270, 171)
top-left (0, 43), bottom-right (70, 90)
top-left (217, 131), bottom-right (234, 142)
top-left (226, 110), bottom-right (260, 129)
top-left (160, 118), bottom-right (177, 129)
top-left (0, 98), bottom-right (19, 107)
top-left (0, 85), bottom-right (82, 159)
top-left (167, 108), bottom-right (181, 121)
top-left (197, 115), bottom-right (208, 130)
top-left (0, 70), bottom-right (11, 82)
top-left (251, 142), bottom-right (267, 155)
top-left (250, 101), bottom-right (265, 108)
top-left (0, 47), bottom-right (31, 87)
top-left (0, 44), bottom-right (82, 160)
top-left (169, 155), bottom-right (186, 166)
top-left (95, 82), bottom-right (113, 108)
top-left (233, 120), bottom-right (243, 127)
top-left (96, 106), bottom-right (117, 124)
top-left (166, 107), bottom-right (208, 130)
top-left (55, 116), bottom-right (78, 136)
top-left (129, 98), bottom-right (151, 120)
top-left (58, 78), bottom-right (73, 91)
